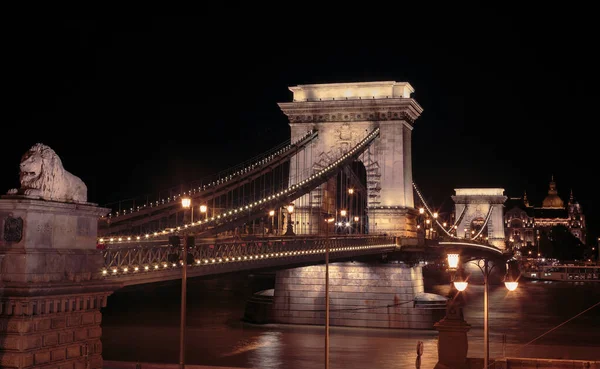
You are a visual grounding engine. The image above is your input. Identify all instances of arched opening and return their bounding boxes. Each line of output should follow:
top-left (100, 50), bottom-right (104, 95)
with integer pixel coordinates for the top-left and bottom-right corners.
top-left (470, 217), bottom-right (488, 240)
top-left (334, 160), bottom-right (368, 234)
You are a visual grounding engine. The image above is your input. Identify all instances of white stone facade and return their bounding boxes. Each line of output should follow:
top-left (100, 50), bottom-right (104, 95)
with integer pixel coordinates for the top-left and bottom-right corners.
top-left (278, 81), bottom-right (423, 237)
top-left (451, 188), bottom-right (507, 249)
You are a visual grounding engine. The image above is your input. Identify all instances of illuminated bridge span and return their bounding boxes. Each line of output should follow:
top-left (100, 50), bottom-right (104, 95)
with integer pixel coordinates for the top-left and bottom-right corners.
top-left (101, 235), bottom-right (397, 286)
top-left (100, 127), bottom-right (381, 244)
top-left (100, 81), bottom-right (425, 242)
top-left (1, 81), bottom-right (513, 368)
top-left (99, 129), bottom-right (319, 235)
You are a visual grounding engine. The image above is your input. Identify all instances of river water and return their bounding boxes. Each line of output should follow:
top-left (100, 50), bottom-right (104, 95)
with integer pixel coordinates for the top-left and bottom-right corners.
top-left (101, 270), bottom-right (600, 368)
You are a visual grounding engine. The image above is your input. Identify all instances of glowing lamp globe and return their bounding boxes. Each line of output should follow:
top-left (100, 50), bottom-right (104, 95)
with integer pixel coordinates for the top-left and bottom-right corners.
top-left (447, 253), bottom-right (459, 269)
top-left (453, 281), bottom-right (468, 291)
top-left (504, 281), bottom-right (518, 291)
top-left (181, 197), bottom-right (191, 209)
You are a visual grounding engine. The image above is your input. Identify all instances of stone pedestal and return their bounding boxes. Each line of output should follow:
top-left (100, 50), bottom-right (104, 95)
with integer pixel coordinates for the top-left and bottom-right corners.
top-left (434, 296), bottom-right (471, 369)
top-left (0, 198), bottom-right (121, 369)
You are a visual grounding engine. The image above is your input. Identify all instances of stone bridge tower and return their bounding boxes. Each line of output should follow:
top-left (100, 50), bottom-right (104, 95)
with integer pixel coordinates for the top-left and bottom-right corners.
top-left (451, 188), bottom-right (507, 249)
top-left (278, 81), bottom-right (423, 237)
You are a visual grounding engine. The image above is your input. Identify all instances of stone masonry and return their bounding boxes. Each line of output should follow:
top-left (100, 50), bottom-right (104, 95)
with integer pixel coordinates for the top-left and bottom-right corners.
top-left (277, 81), bottom-right (423, 237)
top-left (272, 262), bottom-right (435, 329)
top-left (0, 198), bottom-right (120, 369)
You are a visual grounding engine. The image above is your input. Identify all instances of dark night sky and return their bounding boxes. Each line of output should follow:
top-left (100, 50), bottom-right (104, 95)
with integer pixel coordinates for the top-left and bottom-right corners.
top-left (3, 13), bottom-right (599, 240)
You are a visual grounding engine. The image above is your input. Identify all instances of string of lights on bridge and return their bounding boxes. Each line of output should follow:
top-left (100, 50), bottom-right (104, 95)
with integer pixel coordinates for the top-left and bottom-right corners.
top-left (103, 129), bottom-right (317, 219)
top-left (98, 128), bottom-right (381, 245)
top-left (101, 243), bottom-right (393, 276)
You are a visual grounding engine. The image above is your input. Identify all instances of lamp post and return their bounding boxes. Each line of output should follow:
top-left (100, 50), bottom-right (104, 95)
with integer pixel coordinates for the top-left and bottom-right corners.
top-left (179, 197), bottom-right (191, 369)
top-left (181, 197), bottom-right (193, 223)
top-left (324, 217), bottom-right (334, 369)
top-left (269, 210), bottom-right (275, 234)
top-left (284, 203), bottom-right (295, 236)
top-left (348, 189), bottom-right (354, 232)
top-left (446, 253), bottom-right (518, 369)
top-left (200, 204), bottom-right (207, 221)
top-left (340, 210), bottom-right (347, 235)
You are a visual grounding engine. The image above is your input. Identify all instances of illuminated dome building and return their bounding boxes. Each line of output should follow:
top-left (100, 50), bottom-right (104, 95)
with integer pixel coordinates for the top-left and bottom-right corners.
top-left (504, 177), bottom-right (586, 254)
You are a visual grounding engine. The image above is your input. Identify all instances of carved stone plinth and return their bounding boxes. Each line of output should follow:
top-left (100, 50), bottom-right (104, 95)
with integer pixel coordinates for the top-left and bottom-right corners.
top-left (434, 298), bottom-right (471, 369)
top-left (0, 198), bottom-right (121, 369)
top-left (0, 284), bottom-right (115, 369)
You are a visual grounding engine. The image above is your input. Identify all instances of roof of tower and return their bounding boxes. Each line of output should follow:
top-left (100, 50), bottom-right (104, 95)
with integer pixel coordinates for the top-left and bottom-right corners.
top-left (288, 81), bottom-right (415, 101)
top-left (542, 176), bottom-right (564, 208)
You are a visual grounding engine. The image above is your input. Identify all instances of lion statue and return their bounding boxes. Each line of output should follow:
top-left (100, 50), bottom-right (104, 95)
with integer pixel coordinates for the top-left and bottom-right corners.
top-left (6, 143), bottom-right (87, 203)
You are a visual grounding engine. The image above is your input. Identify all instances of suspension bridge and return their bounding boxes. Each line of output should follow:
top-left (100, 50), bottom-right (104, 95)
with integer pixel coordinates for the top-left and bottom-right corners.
top-left (0, 80), bottom-right (512, 369)
top-left (95, 81), bottom-right (507, 285)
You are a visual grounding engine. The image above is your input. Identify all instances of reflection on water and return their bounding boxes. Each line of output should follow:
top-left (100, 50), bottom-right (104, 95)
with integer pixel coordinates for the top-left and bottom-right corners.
top-left (102, 273), bottom-right (600, 368)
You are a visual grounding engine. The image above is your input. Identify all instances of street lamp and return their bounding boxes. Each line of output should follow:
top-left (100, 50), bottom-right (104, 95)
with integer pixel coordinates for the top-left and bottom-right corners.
top-left (269, 210), bottom-right (275, 234)
top-left (200, 204), bottom-right (208, 221)
top-left (284, 203), bottom-right (295, 236)
top-left (181, 197), bottom-right (192, 223)
top-left (179, 197), bottom-right (191, 369)
top-left (324, 216), bottom-right (335, 369)
top-left (446, 254), bottom-right (519, 369)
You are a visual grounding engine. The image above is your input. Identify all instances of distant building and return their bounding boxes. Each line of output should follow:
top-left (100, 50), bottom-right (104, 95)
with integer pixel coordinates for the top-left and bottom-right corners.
top-left (504, 177), bottom-right (586, 254)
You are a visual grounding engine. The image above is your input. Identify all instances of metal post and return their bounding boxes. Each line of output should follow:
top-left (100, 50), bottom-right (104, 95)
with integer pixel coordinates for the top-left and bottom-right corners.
top-left (483, 259), bottom-right (489, 369)
top-left (325, 223), bottom-right (330, 369)
top-left (179, 235), bottom-right (187, 369)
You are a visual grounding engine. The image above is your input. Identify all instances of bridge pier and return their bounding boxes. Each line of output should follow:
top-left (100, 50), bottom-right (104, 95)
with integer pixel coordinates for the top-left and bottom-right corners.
top-left (0, 198), bottom-right (120, 369)
top-left (272, 261), bottom-right (439, 329)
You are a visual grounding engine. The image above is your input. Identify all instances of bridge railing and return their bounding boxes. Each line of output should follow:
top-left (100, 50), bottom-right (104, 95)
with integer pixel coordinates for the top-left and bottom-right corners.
top-left (102, 235), bottom-right (396, 277)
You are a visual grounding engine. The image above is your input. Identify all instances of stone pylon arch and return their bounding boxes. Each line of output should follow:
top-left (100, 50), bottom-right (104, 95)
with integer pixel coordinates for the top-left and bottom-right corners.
top-left (451, 188), bottom-right (507, 249)
top-left (277, 81), bottom-right (423, 236)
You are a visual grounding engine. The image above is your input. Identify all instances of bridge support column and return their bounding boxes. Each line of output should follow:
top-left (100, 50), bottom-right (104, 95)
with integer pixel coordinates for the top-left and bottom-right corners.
top-left (0, 198), bottom-right (120, 369)
top-left (273, 261), bottom-right (438, 329)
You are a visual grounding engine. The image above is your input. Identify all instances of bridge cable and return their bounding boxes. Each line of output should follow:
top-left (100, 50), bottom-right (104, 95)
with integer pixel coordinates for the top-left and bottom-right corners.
top-left (412, 182), bottom-right (457, 238)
